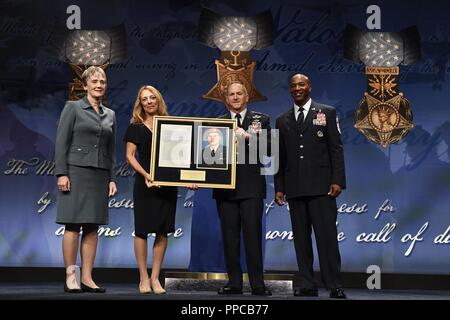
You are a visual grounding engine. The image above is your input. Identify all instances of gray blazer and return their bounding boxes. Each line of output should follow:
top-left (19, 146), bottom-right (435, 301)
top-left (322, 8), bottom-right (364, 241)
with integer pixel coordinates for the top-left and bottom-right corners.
top-left (55, 96), bottom-right (116, 181)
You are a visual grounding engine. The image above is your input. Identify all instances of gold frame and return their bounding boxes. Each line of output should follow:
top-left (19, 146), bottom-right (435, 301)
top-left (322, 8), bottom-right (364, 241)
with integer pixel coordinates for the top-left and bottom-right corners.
top-left (150, 116), bottom-right (237, 189)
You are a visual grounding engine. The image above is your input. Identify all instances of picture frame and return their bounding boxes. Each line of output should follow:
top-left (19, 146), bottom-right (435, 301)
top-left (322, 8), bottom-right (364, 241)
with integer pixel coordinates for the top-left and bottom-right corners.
top-left (150, 116), bottom-right (237, 188)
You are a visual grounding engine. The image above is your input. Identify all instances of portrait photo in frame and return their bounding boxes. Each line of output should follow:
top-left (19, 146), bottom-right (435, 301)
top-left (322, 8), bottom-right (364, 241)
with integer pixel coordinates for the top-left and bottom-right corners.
top-left (150, 116), bottom-right (237, 189)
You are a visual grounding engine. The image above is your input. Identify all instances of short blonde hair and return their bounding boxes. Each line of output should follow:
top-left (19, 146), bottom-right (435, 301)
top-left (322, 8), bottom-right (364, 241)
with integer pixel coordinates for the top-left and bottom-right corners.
top-left (81, 66), bottom-right (106, 86)
top-left (130, 85), bottom-right (169, 124)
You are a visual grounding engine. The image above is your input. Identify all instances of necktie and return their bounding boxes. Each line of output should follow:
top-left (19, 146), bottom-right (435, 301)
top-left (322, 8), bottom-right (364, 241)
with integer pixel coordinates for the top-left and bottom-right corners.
top-left (211, 149), bottom-right (215, 157)
top-left (235, 113), bottom-right (242, 128)
top-left (297, 107), bottom-right (304, 126)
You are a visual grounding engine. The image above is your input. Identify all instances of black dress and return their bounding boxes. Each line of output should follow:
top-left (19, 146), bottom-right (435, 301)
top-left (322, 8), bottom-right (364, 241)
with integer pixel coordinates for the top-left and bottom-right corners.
top-left (124, 123), bottom-right (177, 236)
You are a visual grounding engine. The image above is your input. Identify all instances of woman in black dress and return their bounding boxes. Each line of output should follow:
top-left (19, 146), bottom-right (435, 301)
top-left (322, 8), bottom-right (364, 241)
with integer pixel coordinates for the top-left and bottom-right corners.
top-left (124, 85), bottom-right (177, 294)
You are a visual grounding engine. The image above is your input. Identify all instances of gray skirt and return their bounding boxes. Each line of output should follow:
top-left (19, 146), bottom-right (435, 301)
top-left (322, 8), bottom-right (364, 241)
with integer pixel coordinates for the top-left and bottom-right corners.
top-left (56, 165), bottom-right (110, 225)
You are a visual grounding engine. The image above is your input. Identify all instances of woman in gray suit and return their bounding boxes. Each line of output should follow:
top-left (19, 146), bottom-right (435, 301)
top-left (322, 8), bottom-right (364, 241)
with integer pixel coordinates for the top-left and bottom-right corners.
top-left (55, 66), bottom-right (117, 293)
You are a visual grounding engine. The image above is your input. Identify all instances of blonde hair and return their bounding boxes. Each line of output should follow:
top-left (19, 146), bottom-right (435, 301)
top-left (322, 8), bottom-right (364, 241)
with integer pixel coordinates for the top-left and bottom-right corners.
top-left (81, 66), bottom-right (106, 86)
top-left (130, 85), bottom-right (169, 124)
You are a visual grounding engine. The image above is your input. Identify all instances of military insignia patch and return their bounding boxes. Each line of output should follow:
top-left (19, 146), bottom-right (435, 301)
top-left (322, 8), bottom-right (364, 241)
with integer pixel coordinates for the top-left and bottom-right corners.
top-left (249, 119), bottom-right (262, 134)
top-left (313, 111), bottom-right (327, 126)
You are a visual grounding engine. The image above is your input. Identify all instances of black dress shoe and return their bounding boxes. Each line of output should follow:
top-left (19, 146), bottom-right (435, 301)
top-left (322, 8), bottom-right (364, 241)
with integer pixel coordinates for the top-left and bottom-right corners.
top-left (217, 286), bottom-right (243, 295)
top-left (293, 288), bottom-right (319, 297)
top-left (81, 282), bottom-right (106, 293)
top-left (251, 287), bottom-right (272, 296)
top-left (64, 282), bottom-right (83, 293)
top-left (330, 288), bottom-right (347, 299)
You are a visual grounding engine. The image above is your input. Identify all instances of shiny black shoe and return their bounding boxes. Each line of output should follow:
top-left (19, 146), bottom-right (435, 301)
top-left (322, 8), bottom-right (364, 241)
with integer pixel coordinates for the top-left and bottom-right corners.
top-left (330, 288), bottom-right (346, 299)
top-left (251, 287), bottom-right (272, 296)
top-left (293, 288), bottom-right (319, 297)
top-left (81, 282), bottom-right (106, 293)
top-left (64, 282), bottom-right (83, 293)
top-left (217, 286), bottom-right (243, 295)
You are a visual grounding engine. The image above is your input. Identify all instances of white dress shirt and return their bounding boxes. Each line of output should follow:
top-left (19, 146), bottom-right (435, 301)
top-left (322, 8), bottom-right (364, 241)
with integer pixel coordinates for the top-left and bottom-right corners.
top-left (294, 98), bottom-right (312, 122)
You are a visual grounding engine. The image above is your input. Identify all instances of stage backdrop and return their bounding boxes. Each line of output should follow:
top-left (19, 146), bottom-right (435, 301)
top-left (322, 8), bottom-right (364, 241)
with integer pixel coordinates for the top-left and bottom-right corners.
top-left (1, 0), bottom-right (449, 275)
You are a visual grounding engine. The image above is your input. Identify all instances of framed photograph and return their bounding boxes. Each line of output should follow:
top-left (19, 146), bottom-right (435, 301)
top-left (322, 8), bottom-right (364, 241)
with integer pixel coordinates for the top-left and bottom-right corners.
top-left (150, 116), bottom-right (237, 188)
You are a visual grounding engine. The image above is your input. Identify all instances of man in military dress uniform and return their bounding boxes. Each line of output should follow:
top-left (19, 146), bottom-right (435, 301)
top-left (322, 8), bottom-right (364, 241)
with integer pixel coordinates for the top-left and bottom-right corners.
top-left (214, 81), bottom-right (272, 296)
top-left (275, 74), bottom-right (347, 299)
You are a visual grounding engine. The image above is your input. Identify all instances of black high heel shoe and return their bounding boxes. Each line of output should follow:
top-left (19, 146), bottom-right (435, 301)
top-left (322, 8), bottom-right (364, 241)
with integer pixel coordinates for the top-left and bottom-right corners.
top-left (81, 282), bottom-right (106, 293)
top-left (64, 282), bottom-right (83, 293)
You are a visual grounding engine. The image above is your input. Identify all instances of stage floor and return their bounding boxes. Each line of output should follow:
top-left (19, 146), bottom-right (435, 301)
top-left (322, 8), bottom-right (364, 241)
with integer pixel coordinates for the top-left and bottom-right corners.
top-left (0, 283), bottom-right (449, 300)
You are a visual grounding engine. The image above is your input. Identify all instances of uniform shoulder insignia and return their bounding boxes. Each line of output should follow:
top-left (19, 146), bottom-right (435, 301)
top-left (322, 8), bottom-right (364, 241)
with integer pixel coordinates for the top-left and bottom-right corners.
top-left (251, 111), bottom-right (269, 119)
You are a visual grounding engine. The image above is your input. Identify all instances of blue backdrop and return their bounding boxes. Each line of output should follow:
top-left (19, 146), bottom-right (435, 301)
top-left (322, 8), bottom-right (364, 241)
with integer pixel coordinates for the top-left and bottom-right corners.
top-left (0, 0), bottom-right (449, 275)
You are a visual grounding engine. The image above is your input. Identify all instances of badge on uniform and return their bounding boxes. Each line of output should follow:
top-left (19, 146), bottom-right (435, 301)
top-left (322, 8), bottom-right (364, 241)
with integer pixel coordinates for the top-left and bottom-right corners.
top-left (313, 111), bottom-right (327, 126)
top-left (317, 130), bottom-right (324, 138)
top-left (249, 116), bottom-right (262, 134)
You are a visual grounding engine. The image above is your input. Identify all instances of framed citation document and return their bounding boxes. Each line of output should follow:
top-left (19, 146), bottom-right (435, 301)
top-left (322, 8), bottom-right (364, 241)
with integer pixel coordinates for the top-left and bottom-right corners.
top-left (150, 116), bottom-right (237, 188)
